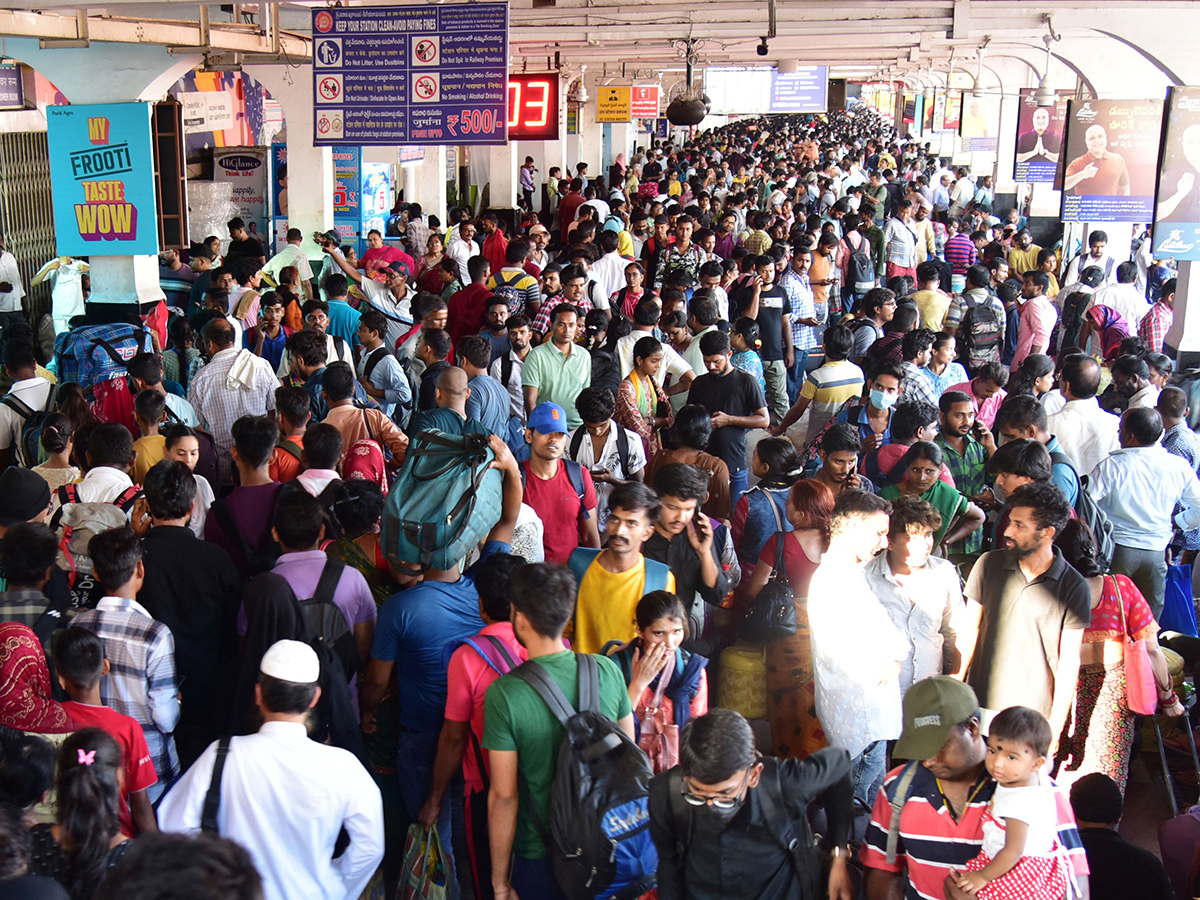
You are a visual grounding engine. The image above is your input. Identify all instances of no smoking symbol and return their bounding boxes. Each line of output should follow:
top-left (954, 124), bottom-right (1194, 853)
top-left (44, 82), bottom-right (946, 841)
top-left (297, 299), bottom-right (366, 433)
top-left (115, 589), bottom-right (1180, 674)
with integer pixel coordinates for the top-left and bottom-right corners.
top-left (415, 40), bottom-right (436, 62)
top-left (415, 76), bottom-right (436, 99)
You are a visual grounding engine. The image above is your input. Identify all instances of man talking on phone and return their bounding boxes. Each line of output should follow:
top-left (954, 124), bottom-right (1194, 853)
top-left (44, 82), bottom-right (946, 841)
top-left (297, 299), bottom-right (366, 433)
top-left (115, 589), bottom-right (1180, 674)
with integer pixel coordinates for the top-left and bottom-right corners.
top-left (936, 390), bottom-right (996, 564)
top-left (641, 463), bottom-right (734, 655)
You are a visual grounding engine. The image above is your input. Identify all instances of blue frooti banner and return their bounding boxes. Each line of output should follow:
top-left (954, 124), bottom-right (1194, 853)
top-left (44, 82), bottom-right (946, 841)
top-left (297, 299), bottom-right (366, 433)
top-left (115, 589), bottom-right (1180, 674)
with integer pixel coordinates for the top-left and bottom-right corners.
top-left (312, 2), bottom-right (509, 146)
top-left (47, 103), bottom-right (159, 257)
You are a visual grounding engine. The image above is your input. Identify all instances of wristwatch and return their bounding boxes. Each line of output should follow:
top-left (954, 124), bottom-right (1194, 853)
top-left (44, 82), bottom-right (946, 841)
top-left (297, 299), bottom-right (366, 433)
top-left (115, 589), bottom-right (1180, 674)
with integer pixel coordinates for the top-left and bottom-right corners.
top-left (830, 844), bottom-right (853, 861)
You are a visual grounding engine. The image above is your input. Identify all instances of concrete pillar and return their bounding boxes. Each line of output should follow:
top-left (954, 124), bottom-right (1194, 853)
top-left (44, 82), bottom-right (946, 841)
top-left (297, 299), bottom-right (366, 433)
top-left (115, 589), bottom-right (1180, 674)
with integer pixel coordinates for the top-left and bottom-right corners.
top-left (405, 146), bottom-right (448, 225)
top-left (245, 64), bottom-right (334, 260)
top-left (487, 143), bottom-right (518, 210)
top-left (3, 40), bottom-right (206, 305)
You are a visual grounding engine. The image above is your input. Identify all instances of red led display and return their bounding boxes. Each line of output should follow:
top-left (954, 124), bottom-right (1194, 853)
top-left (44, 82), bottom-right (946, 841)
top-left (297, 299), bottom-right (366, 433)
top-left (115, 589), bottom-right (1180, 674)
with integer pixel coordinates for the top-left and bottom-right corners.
top-left (508, 73), bottom-right (560, 141)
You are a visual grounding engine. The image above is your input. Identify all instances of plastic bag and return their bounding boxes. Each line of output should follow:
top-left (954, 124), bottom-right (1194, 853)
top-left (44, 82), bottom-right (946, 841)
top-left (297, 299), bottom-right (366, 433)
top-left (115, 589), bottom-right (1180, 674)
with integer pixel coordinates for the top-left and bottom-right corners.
top-left (1162, 564), bottom-right (1199, 638)
top-left (401, 824), bottom-right (449, 900)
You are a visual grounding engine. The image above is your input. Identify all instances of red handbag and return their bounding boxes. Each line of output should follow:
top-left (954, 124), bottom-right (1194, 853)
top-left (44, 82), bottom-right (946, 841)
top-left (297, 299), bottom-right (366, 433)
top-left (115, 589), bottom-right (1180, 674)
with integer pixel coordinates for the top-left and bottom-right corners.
top-left (637, 674), bottom-right (680, 775)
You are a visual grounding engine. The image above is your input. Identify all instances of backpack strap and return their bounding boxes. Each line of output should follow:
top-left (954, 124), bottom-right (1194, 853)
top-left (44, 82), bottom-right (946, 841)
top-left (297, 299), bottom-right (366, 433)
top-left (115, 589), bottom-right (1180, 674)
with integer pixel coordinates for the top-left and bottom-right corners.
top-left (363, 346), bottom-right (390, 381)
top-left (307, 559), bottom-right (345, 606)
top-left (511, 657), bottom-right (577, 725)
top-left (200, 735), bottom-right (232, 834)
top-left (0, 393), bottom-right (34, 421)
top-left (884, 760), bottom-right (922, 865)
top-left (643, 559), bottom-right (671, 595)
top-left (463, 634), bottom-right (520, 677)
top-left (501, 353), bottom-right (513, 389)
top-left (567, 547), bottom-right (603, 589)
top-left (754, 759), bottom-right (806, 870)
top-left (275, 439), bottom-right (302, 463)
top-left (563, 459), bottom-right (591, 520)
top-left (577, 652), bottom-right (600, 716)
top-left (569, 426), bottom-right (585, 461)
top-left (614, 425), bottom-right (631, 477)
top-left (113, 485), bottom-right (143, 512)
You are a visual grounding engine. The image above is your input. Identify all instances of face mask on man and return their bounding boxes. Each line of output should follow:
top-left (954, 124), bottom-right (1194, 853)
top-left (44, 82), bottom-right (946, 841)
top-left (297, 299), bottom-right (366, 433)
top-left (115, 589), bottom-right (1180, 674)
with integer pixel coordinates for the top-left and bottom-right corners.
top-left (870, 389), bottom-right (898, 410)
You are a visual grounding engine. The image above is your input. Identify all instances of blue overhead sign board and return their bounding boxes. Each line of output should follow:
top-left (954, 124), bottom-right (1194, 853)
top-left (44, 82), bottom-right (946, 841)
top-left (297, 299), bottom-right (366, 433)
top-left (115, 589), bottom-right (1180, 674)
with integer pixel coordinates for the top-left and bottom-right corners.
top-left (311, 2), bottom-right (509, 146)
top-left (769, 68), bottom-right (828, 113)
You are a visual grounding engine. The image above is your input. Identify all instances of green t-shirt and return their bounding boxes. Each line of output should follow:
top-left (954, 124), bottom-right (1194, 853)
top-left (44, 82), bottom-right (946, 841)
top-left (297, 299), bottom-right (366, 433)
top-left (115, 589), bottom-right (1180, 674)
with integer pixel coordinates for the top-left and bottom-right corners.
top-left (482, 650), bottom-right (633, 859)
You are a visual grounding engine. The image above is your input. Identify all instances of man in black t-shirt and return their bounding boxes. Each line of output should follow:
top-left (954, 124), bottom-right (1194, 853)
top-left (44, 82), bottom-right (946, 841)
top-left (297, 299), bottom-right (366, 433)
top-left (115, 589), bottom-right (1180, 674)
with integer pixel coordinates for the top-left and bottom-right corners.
top-left (225, 216), bottom-right (266, 266)
top-left (686, 330), bottom-right (769, 507)
top-left (731, 255), bottom-right (792, 428)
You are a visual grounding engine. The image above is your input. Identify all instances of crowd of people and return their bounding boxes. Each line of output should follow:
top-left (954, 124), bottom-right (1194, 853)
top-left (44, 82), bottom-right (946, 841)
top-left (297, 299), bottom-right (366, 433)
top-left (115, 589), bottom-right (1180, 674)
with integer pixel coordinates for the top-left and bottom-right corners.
top-left (0, 106), bottom-right (1196, 900)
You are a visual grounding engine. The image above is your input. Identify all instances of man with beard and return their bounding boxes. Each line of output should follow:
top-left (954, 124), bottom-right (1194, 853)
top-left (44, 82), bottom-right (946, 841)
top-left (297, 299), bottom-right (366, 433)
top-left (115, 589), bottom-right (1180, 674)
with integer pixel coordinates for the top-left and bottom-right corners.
top-left (956, 481), bottom-right (1089, 741)
top-left (489, 314), bottom-right (532, 421)
top-left (813, 425), bottom-right (876, 494)
top-left (570, 481), bottom-right (673, 654)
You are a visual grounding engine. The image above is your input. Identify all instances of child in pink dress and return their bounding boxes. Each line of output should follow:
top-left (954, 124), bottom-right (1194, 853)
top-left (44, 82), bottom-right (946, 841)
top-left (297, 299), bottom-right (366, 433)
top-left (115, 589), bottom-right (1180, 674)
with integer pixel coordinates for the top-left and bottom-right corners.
top-left (952, 706), bottom-right (1076, 900)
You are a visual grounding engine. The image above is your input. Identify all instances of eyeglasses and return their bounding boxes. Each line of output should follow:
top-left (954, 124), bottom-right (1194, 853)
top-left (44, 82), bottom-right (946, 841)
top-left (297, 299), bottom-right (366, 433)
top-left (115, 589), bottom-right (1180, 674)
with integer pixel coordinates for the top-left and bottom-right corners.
top-left (680, 765), bottom-right (754, 809)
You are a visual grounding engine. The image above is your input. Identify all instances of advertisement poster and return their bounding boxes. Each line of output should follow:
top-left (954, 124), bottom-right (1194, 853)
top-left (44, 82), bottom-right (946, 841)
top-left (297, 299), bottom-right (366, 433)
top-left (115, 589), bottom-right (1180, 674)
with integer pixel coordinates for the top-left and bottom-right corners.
top-left (312, 2), bottom-right (509, 145)
top-left (47, 102), bottom-right (159, 257)
top-left (213, 146), bottom-right (268, 240)
top-left (332, 145), bottom-right (361, 248)
top-left (362, 163), bottom-right (391, 238)
top-left (1014, 89), bottom-right (1069, 185)
top-left (943, 92), bottom-right (962, 132)
top-left (1153, 86), bottom-right (1200, 260)
top-left (931, 91), bottom-right (947, 132)
top-left (1061, 98), bottom-right (1163, 223)
top-left (271, 142), bottom-right (288, 252)
top-left (959, 93), bottom-right (999, 151)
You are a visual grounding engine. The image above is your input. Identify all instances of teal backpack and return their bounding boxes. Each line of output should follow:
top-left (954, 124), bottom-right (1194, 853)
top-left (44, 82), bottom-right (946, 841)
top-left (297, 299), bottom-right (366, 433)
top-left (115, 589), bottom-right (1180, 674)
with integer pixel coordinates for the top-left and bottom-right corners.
top-left (381, 426), bottom-right (503, 571)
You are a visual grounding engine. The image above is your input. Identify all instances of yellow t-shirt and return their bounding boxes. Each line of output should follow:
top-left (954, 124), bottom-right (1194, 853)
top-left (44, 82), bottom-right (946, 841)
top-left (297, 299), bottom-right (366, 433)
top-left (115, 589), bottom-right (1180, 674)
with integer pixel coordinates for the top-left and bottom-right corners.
top-left (574, 555), bottom-right (676, 655)
top-left (132, 435), bottom-right (165, 484)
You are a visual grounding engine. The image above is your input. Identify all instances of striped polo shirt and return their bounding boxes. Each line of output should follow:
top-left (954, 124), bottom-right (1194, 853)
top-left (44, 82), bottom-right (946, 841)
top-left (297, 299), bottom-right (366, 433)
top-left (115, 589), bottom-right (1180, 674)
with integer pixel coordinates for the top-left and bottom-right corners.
top-left (798, 359), bottom-right (865, 438)
top-left (861, 763), bottom-right (1089, 900)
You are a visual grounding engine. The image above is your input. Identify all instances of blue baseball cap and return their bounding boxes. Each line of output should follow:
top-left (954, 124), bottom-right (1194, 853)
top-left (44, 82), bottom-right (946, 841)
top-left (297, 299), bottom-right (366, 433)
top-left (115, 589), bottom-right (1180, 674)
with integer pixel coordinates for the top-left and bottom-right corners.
top-left (527, 402), bottom-right (569, 435)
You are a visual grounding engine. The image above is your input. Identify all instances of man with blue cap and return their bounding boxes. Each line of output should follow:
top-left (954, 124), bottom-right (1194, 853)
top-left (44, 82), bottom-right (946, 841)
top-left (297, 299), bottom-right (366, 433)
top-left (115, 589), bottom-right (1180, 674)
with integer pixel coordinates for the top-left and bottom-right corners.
top-left (522, 401), bottom-right (600, 564)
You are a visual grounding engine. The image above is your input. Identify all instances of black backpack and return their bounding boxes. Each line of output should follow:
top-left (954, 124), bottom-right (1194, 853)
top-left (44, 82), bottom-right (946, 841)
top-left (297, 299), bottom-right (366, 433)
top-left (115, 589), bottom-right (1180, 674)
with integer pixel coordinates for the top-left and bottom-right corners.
top-left (396, 356), bottom-right (422, 431)
top-left (846, 234), bottom-right (876, 293)
top-left (1049, 451), bottom-right (1116, 567)
top-left (1, 384), bottom-right (55, 468)
top-left (511, 655), bottom-right (657, 900)
top-left (297, 559), bottom-right (360, 685)
top-left (957, 292), bottom-right (1002, 372)
top-left (569, 423), bottom-right (632, 479)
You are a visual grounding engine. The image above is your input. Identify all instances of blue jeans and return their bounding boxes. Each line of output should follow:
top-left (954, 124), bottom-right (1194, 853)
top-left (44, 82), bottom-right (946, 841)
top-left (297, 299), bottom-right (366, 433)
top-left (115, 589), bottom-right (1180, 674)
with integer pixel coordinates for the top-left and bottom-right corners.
top-left (851, 740), bottom-right (888, 810)
top-left (398, 730), bottom-right (464, 899)
top-left (786, 350), bottom-right (810, 404)
top-left (730, 468), bottom-right (749, 511)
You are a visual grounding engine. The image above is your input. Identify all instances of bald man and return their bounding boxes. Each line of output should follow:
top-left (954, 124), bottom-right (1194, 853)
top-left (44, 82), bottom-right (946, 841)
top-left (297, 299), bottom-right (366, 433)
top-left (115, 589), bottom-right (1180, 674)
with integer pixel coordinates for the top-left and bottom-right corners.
top-left (406, 366), bottom-right (490, 437)
top-left (1065, 125), bottom-right (1131, 196)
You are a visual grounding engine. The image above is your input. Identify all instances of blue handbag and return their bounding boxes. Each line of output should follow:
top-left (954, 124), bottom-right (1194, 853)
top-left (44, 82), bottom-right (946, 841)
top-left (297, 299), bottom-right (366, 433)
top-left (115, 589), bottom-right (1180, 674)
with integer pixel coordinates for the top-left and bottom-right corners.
top-left (1161, 563), bottom-right (1199, 637)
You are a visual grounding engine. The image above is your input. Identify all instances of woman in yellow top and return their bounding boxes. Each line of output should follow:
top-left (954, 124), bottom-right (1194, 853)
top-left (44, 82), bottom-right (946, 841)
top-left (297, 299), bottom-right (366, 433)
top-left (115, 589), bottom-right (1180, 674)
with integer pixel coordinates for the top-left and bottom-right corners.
top-left (615, 335), bottom-right (674, 458)
top-left (1037, 248), bottom-right (1061, 298)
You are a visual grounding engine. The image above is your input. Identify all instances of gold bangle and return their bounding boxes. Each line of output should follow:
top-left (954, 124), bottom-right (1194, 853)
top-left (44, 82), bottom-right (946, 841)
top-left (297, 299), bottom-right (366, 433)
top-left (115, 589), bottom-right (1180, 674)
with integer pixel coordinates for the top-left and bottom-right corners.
top-left (831, 844), bottom-right (852, 860)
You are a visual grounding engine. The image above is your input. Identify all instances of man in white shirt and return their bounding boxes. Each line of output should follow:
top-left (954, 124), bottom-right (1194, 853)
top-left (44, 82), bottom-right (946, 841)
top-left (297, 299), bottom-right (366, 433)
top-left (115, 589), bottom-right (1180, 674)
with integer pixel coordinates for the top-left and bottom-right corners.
top-left (0, 231), bottom-right (26, 334)
top-left (321, 239), bottom-right (414, 349)
top-left (1063, 230), bottom-right (1119, 285)
top-left (1045, 354), bottom-right (1119, 477)
top-left (262, 227), bottom-right (315, 299)
top-left (808, 490), bottom-right (906, 808)
top-left (48, 422), bottom-right (139, 517)
top-left (159, 639), bottom-right (384, 900)
top-left (0, 341), bottom-right (55, 468)
top-left (1089, 261), bottom-right (1149, 329)
top-left (447, 220), bottom-right (480, 280)
top-left (1089, 407), bottom-right (1200, 618)
top-left (616, 296), bottom-right (695, 396)
top-left (589, 231), bottom-right (627, 303)
top-left (568, 386), bottom-right (647, 527)
top-left (188, 318), bottom-right (279, 484)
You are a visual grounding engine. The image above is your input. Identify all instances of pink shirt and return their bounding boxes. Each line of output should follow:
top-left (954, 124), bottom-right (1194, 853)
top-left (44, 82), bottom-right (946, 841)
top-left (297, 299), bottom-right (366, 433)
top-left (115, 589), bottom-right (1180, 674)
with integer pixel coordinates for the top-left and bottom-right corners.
top-left (1011, 294), bottom-right (1057, 369)
top-left (444, 621), bottom-right (528, 793)
top-left (949, 381), bottom-right (1007, 430)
